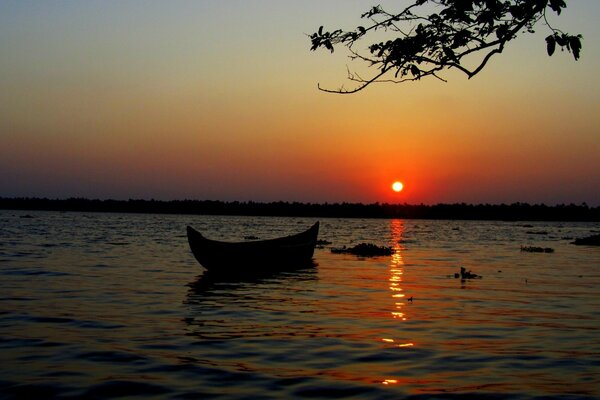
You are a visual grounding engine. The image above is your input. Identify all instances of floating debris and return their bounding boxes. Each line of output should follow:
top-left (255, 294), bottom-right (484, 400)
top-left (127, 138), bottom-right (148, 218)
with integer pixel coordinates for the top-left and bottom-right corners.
top-left (315, 239), bottom-right (333, 249)
top-left (521, 246), bottom-right (554, 253)
top-left (243, 235), bottom-right (260, 240)
top-left (571, 234), bottom-right (600, 246)
top-left (454, 267), bottom-right (481, 280)
top-left (526, 231), bottom-right (548, 235)
top-left (331, 243), bottom-right (394, 256)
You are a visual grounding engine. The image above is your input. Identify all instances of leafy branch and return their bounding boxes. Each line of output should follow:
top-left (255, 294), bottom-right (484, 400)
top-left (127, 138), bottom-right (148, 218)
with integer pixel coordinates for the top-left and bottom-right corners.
top-left (309, 0), bottom-right (582, 94)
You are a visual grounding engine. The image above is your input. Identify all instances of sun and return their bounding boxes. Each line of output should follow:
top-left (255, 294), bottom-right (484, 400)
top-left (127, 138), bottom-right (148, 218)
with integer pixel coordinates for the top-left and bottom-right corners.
top-left (392, 181), bottom-right (404, 193)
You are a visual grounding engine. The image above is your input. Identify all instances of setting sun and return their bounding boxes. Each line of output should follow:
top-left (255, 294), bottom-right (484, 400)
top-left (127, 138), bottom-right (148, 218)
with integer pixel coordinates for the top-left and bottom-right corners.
top-left (392, 181), bottom-right (404, 193)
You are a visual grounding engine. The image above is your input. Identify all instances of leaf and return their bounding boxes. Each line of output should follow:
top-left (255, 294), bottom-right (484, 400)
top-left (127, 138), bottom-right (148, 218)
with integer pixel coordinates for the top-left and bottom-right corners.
top-left (452, 30), bottom-right (471, 48)
top-left (549, 0), bottom-right (567, 15)
top-left (324, 40), bottom-right (334, 53)
top-left (545, 35), bottom-right (556, 56)
top-left (496, 24), bottom-right (509, 40)
top-left (509, 5), bottom-right (524, 19)
top-left (410, 64), bottom-right (420, 77)
top-left (443, 47), bottom-right (457, 61)
top-left (569, 36), bottom-right (582, 60)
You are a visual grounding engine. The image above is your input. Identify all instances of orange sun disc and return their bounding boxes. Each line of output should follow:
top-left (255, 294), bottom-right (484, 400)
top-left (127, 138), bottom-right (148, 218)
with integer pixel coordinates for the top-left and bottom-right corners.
top-left (392, 181), bottom-right (404, 192)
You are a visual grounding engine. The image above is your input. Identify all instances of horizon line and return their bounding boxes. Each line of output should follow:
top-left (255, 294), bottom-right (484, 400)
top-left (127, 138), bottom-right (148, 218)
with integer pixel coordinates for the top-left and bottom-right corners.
top-left (0, 196), bottom-right (597, 208)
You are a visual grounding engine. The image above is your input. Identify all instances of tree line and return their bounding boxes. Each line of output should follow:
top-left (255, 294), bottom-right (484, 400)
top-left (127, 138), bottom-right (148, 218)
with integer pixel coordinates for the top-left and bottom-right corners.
top-left (1, 197), bottom-right (598, 221)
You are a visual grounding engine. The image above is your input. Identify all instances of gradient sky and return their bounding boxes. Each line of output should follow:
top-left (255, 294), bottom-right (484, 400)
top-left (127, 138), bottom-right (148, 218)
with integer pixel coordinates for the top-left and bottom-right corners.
top-left (1, 1), bottom-right (599, 205)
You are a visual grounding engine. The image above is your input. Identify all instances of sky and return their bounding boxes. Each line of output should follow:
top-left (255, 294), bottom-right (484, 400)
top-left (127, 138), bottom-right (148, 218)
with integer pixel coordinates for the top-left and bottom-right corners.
top-left (1, 1), bottom-right (599, 205)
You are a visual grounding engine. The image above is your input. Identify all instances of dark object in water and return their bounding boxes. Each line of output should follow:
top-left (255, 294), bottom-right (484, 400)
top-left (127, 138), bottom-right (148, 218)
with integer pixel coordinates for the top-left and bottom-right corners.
top-left (186, 222), bottom-right (319, 274)
top-left (316, 239), bottom-right (332, 249)
top-left (454, 267), bottom-right (481, 280)
top-left (521, 246), bottom-right (555, 253)
top-left (526, 231), bottom-right (548, 235)
top-left (571, 234), bottom-right (600, 246)
top-left (331, 243), bottom-right (394, 256)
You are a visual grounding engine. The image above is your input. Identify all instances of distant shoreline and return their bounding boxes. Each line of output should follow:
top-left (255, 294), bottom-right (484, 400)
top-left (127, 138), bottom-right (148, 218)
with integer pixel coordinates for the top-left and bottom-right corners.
top-left (1, 197), bottom-right (599, 222)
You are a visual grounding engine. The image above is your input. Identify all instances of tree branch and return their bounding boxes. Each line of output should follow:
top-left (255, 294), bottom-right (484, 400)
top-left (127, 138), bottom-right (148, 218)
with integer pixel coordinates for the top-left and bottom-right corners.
top-left (310, 0), bottom-right (580, 94)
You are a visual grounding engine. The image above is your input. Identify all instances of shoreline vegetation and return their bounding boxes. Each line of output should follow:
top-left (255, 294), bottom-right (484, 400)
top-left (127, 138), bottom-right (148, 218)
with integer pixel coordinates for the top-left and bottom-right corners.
top-left (1, 197), bottom-right (599, 222)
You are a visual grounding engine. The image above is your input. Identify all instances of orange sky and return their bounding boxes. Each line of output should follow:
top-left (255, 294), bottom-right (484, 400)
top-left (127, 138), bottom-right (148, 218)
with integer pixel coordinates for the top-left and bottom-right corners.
top-left (1, 1), bottom-right (599, 205)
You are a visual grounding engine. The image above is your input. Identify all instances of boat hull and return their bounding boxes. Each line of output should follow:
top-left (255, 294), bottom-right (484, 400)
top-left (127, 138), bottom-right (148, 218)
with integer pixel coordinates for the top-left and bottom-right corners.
top-left (186, 222), bottom-right (319, 274)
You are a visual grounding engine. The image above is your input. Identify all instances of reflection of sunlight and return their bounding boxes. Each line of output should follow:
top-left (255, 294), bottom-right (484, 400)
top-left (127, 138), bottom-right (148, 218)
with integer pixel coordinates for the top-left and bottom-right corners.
top-left (389, 219), bottom-right (406, 321)
top-left (381, 337), bottom-right (414, 347)
top-left (379, 221), bottom-right (414, 387)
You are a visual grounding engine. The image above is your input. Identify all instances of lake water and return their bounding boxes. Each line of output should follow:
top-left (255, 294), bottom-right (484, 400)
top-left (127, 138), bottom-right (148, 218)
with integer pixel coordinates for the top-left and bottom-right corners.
top-left (1, 210), bottom-right (599, 399)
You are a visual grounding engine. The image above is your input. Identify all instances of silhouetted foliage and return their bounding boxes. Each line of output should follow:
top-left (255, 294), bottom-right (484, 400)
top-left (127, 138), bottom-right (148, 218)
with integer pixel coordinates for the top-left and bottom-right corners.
top-left (331, 243), bottom-right (394, 256)
top-left (571, 234), bottom-right (600, 246)
top-left (309, 0), bottom-right (582, 93)
top-left (1, 197), bottom-right (599, 221)
top-left (520, 245), bottom-right (554, 253)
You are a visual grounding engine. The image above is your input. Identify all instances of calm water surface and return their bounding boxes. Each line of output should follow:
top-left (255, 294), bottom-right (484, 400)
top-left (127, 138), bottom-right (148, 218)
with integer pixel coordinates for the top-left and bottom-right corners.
top-left (1, 211), bottom-right (599, 399)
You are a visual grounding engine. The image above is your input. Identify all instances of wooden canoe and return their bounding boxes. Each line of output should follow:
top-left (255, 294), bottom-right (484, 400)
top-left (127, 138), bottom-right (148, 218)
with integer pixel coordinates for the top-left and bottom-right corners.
top-left (186, 222), bottom-right (319, 273)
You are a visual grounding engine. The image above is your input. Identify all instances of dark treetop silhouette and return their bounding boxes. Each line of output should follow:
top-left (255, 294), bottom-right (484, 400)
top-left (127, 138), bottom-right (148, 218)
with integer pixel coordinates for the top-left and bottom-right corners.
top-left (309, 0), bottom-right (582, 93)
top-left (2, 198), bottom-right (599, 221)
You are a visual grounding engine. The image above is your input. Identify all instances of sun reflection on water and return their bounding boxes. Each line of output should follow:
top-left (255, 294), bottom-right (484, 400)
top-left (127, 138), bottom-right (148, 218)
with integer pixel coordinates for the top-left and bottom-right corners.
top-left (389, 220), bottom-right (407, 321)
top-left (377, 220), bottom-right (416, 387)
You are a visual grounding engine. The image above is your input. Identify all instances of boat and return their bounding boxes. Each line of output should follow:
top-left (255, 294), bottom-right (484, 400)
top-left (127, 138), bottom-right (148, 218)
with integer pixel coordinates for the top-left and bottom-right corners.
top-left (186, 222), bottom-right (319, 274)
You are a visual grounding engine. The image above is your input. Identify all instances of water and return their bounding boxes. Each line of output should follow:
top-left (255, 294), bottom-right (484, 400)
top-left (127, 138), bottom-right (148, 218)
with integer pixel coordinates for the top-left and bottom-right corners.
top-left (1, 211), bottom-right (599, 399)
